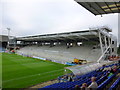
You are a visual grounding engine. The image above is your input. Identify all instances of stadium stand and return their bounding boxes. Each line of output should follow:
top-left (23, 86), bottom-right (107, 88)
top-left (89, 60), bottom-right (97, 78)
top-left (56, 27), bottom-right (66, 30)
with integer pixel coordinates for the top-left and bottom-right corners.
top-left (40, 63), bottom-right (119, 89)
top-left (1, 0), bottom-right (120, 89)
top-left (9, 27), bottom-right (119, 89)
top-left (16, 29), bottom-right (117, 65)
top-left (0, 35), bottom-right (8, 52)
top-left (0, 35), bottom-right (15, 52)
top-left (17, 45), bottom-right (101, 63)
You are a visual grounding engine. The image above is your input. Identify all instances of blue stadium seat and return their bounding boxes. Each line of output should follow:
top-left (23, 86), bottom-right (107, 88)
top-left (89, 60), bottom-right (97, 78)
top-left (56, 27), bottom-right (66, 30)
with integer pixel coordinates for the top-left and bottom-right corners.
top-left (97, 74), bottom-right (116, 89)
top-left (41, 63), bottom-right (119, 89)
top-left (97, 75), bottom-right (107, 85)
top-left (109, 77), bottom-right (120, 90)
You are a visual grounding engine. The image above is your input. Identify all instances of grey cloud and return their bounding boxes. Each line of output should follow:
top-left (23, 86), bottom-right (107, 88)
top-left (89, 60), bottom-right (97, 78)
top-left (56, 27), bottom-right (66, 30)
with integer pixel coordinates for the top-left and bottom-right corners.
top-left (1, 0), bottom-right (118, 41)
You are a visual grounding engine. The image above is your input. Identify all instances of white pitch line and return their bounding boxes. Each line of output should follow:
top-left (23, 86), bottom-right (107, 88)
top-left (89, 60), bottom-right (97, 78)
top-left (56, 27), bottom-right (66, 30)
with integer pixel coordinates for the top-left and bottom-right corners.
top-left (3, 69), bottom-right (64, 83)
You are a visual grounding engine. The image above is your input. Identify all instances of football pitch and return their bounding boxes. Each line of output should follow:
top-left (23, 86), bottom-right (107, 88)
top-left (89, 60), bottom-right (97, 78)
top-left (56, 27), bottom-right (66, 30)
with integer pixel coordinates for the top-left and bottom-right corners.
top-left (2, 53), bottom-right (70, 88)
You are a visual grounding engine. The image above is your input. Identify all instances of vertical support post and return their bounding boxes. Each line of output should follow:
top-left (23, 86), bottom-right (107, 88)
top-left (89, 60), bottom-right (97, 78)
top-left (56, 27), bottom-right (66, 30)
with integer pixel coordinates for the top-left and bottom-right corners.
top-left (99, 31), bottom-right (103, 54)
top-left (108, 37), bottom-right (112, 56)
top-left (14, 38), bottom-right (17, 48)
top-left (104, 36), bottom-right (107, 49)
top-left (50, 41), bottom-right (54, 47)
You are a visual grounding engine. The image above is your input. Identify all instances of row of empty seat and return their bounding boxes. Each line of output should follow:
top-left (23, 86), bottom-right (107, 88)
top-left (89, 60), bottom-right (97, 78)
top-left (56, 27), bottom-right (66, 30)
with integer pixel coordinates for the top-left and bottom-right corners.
top-left (17, 45), bottom-right (102, 63)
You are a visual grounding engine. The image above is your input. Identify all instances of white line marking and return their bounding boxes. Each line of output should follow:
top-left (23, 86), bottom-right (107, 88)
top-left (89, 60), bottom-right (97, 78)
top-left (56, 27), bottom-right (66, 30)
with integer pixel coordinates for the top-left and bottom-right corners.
top-left (3, 69), bottom-right (64, 83)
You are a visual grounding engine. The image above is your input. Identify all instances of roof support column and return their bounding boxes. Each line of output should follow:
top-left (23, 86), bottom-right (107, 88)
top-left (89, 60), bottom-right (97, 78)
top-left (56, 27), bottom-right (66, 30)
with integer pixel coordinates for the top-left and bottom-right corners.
top-left (108, 37), bottom-right (112, 56)
top-left (61, 42), bottom-right (66, 46)
top-left (50, 42), bottom-right (54, 47)
top-left (14, 39), bottom-right (17, 48)
top-left (38, 42), bottom-right (42, 46)
top-left (73, 42), bottom-right (77, 46)
top-left (98, 31), bottom-right (103, 54)
top-left (30, 42), bottom-right (33, 45)
top-left (104, 36), bottom-right (107, 49)
top-left (66, 42), bottom-right (71, 49)
top-left (21, 41), bottom-right (25, 45)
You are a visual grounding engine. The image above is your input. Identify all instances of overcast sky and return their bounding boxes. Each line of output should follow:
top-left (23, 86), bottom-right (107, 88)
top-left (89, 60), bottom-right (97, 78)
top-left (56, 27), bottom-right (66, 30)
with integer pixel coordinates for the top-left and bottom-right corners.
top-left (1, 0), bottom-right (118, 40)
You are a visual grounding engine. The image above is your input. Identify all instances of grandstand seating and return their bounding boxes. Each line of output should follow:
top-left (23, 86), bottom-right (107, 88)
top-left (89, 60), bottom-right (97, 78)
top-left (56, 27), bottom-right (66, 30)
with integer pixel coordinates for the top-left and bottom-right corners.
top-left (17, 45), bottom-right (101, 63)
top-left (39, 63), bottom-right (119, 89)
top-left (97, 74), bottom-right (116, 89)
top-left (109, 77), bottom-right (120, 90)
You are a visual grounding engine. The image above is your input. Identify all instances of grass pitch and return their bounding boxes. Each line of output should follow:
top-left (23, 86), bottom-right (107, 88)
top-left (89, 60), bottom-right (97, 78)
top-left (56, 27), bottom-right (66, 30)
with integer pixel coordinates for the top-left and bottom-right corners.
top-left (0, 53), bottom-right (2, 89)
top-left (2, 53), bottom-right (70, 88)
